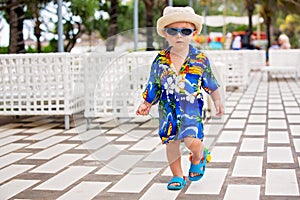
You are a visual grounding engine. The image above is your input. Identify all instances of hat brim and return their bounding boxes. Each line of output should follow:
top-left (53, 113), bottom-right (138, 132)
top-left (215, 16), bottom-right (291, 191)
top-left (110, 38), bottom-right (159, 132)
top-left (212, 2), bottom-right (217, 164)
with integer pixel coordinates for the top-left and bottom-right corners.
top-left (157, 13), bottom-right (202, 37)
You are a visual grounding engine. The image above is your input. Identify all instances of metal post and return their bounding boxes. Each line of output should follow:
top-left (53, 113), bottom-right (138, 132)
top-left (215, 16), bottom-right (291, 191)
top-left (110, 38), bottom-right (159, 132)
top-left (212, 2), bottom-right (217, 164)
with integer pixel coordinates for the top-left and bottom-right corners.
top-left (189, 0), bottom-right (193, 7)
top-left (202, 6), bottom-right (207, 48)
top-left (222, 0), bottom-right (227, 37)
top-left (57, 0), bottom-right (64, 52)
top-left (168, 0), bottom-right (173, 6)
top-left (133, 0), bottom-right (138, 51)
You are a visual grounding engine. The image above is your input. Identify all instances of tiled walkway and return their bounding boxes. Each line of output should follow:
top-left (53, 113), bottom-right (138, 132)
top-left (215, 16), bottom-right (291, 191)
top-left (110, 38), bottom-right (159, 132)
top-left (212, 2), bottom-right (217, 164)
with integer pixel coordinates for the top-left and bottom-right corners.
top-left (0, 72), bottom-right (300, 200)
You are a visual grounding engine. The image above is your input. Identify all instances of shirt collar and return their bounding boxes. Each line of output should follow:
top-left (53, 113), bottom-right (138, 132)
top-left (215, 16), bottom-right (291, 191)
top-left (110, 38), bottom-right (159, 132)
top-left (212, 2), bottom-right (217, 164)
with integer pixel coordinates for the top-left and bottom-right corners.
top-left (158, 44), bottom-right (198, 58)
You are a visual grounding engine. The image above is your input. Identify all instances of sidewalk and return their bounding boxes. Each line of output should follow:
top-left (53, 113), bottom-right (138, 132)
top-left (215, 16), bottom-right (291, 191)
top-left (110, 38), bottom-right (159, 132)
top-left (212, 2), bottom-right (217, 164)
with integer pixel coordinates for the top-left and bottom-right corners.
top-left (0, 71), bottom-right (299, 200)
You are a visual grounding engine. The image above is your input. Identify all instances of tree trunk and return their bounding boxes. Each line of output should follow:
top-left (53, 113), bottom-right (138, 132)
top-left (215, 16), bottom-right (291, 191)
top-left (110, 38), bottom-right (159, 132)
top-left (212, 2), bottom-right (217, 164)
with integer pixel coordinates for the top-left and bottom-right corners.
top-left (106, 0), bottom-right (118, 51)
top-left (247, 4), bottom-right (254, 34)
top-left (6, 0), bottom-right (25, 53)
top-left (65, 23), bottom-right (84, 52)
top-left (143, 0), bottom-right (155, 51)
top-left (33, 3), bottom-right (42, 53)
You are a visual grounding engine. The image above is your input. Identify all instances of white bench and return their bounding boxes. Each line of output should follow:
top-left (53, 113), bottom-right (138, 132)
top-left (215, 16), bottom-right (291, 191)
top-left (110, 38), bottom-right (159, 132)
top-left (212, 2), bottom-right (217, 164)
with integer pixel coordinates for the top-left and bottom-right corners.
top-left (261, 66), bottom-right (298, 81)
top-left (0, 53), bottom-right (85, 129)
top-left (262, 49), bottom-right (300, 81)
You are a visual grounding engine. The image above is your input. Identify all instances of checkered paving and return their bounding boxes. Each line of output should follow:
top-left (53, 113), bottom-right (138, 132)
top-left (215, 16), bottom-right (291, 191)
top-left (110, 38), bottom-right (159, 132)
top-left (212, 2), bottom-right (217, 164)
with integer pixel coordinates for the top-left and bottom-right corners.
top-left (0, 72), bottom-right (300, 200)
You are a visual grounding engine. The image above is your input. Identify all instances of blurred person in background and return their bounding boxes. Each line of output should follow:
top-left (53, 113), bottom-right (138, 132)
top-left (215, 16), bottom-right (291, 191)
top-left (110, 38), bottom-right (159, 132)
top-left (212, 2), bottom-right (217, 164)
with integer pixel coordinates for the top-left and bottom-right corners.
top-left (278, 34), bottom-right (291, 49)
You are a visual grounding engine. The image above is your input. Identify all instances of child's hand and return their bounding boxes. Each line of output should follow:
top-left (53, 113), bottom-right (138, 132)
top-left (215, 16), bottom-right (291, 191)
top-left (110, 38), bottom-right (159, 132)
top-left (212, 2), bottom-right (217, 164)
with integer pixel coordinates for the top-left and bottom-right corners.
top-left (214, 100), bottom-right (224, 117)
top-left (136, 102), bottom-right (151, 116)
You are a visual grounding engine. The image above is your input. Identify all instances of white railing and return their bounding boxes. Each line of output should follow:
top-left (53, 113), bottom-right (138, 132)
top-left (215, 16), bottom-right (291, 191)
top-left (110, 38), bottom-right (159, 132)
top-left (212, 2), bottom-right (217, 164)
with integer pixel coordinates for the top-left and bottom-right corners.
top-left (0, 49), bottom-right (270, 128)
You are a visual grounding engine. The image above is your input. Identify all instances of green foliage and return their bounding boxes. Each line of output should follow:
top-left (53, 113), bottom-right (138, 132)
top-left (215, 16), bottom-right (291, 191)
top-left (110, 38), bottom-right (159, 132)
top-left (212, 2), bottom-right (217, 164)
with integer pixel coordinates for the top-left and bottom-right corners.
top-left (0, 47), bottom-right (8, 54)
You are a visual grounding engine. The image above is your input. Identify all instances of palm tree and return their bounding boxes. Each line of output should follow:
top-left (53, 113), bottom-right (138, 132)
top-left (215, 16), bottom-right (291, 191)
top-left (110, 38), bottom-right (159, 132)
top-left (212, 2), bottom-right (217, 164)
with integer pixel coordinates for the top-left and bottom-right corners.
top-left (258, 0), bottom-right (300, 50)
top-left (244, 0), bottom-right (257, 34)
top-left (142, 0), bottom-right (155, 50)
top-left (106, 0), bottom-right (118, 51)
top-left (0, 0), bottom-right (25, 53)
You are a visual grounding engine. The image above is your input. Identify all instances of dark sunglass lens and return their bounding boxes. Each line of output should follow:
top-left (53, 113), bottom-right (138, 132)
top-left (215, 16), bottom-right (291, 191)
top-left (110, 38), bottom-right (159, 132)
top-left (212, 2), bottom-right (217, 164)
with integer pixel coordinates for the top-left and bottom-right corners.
top-left (166, 28), bottom-right (178, 35)
top-left (181, 28), bottom-right (193, 36)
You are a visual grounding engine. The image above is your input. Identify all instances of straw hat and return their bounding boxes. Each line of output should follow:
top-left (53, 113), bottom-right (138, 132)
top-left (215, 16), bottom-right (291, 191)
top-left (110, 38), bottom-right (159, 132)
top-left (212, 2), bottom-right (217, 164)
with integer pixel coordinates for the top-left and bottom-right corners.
top-left (157, 6), bottom-right (202, 37)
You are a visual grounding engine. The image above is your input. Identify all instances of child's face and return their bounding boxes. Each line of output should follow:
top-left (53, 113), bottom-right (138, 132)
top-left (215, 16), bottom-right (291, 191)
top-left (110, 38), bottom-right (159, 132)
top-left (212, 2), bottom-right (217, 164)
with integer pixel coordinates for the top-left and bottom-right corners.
top-left (164, 22), bottom-right (197, 50)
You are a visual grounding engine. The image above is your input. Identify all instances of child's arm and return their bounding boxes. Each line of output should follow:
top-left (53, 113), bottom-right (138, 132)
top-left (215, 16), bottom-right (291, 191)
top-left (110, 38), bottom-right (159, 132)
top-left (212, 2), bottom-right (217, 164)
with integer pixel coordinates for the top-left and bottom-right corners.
top-left (210, 89), bottom-right (224, 117)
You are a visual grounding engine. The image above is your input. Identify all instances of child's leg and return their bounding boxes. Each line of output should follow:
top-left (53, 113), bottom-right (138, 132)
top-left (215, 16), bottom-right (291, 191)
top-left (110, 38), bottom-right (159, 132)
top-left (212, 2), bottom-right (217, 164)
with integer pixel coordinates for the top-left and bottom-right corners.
top-left (184, 137), bottom-right (204, 177)
top-left (166, 140), bottom-right (183, 186)
top-left (184, 137), bottom-right (204, 163)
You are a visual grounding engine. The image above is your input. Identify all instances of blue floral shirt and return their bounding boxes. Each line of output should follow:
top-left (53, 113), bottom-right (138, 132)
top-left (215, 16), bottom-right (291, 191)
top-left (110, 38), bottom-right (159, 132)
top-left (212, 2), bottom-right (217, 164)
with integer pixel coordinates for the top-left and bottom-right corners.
top-left (143, 45), bottom-right (219, 144)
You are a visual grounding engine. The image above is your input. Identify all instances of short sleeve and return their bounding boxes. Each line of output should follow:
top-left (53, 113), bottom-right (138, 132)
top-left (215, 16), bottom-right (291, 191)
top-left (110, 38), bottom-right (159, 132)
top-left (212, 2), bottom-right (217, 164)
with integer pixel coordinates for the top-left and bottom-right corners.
top-left (201, 56), bottom-right (219, 94)
top-left (142, 56), bottom-right (161, 105)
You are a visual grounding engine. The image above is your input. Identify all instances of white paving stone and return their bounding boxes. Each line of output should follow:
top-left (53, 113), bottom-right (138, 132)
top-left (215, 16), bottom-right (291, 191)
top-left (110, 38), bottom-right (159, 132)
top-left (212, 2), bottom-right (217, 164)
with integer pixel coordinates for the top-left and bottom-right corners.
top-left (217, 131), bottom-right (242, 143)
top-left (105, 124), bottom-right (139, 134)
top-left (116, 130), bottom-right (151, 142)
top-left (225, 119), bottom-right (246, 129)
top-left (0, 136), bottom-right (27, 147)
top-left (285, 107), bottom-right (300, 114)
top-left (75, 136), bottom-right (116, 150)
top-left (251, 107), bottom-right (267, 114)
top-left (0, 179), bottom-right (40, 200)
top-left (290, 125), bottom-right (300, 136)
top-left (0, 153), bottom-right (32, 169)
top-left (268, 104), bottom-right (283, 110)
top-left (231, 111), bottom-right (249, 118)
top-left (268, 111), bottom-right (285, 118)
top-left (224, 185), bottom-right (260, 200)
top-left (232, 156), bottom-right (263, 177)
top-left (30, 154), bottom-right (86, 173)
top-left (267, 131), bottom-right (290, 144)
top-left (129, 137), bottom-right (160, 151)
top-left (23, 124), bottom-right (60, 133)
top-left (56, 181), bottom-right (111, 200)
top-left (253, 101), bottom-right (267, 107)
top-left (287, 115), bottom-right (300, 123)
top-left (185, 168), bottom-right (228, 194)
top-left (84, 144), bottom-right (129, 161)
top-left (0, 164), bottom-right (35, 184)
top-left (293, 139), bottom-right (300, 152)
top-left (140, 183), bottom-right (181, 200)
top-left (244, 125), bottom-right (265, 136)
top-left (267, 147), bottom-right (294, 163)
top-left (248, 115), bottom-right (266, 123)
top-left (107, 167), bottom-right (161, 193)
top-left (0, 124), bottom-right (24, 132)
top-left (34, 166), bottom-right (96, 191)
top-left (0, 129), bottom-right (26, 139)
top-left (210, 146), bottom-right (236, 162)
top-left (25, 136), bottom-right (70, 149)
top-left (235, 104), bottom-right (251, 110)
top-left (27, 144), bottom-right (77, 160)
top-left (0, 143), bottom-right (29, 157)
top-left (240, 138), bottom-right (264, 152)
top-left (143, 145), bottom-right (167, 162)
top-left (96, 155), bottom-right (144, 175)
top-left (265, 169), bottom-right (299, 196)
top-left (68, 129), bottom-right (104, 141)
top-left (283, 101), bottom-right (298, 107)
top-left (24, 129), bottom-right (63, 141)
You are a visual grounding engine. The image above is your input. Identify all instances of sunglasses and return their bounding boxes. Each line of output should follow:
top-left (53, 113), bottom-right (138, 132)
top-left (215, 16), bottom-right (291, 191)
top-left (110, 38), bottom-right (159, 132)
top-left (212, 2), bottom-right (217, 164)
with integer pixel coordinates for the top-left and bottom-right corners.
top-left (165, 28), bottom-right (195, 36)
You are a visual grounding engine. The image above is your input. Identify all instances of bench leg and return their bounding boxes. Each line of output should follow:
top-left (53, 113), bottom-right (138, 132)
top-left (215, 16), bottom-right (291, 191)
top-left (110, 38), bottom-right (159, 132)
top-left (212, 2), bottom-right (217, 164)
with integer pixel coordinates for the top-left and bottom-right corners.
top-left (86, 118), bottom-right (91, 130)
top-left (65, 115), bottom-right (70, 130)
top-left (267, 71), bottom-right (271, 81)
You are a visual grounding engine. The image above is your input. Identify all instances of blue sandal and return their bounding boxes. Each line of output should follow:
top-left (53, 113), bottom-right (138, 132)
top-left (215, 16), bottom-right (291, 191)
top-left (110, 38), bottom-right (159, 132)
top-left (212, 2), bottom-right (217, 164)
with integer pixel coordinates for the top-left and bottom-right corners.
top-left (167, 176), bottom-right (186, 190)
top-left (188, 150), bottom-right (207, 181)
